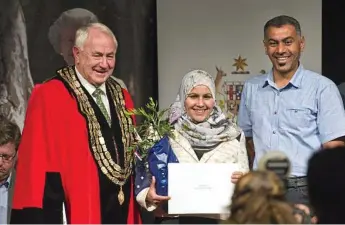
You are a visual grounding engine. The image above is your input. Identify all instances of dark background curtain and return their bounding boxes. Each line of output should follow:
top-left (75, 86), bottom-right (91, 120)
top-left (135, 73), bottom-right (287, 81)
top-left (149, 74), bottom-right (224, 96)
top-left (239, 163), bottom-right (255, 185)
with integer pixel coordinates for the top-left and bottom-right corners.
top-left (322, 1), bottom-right (345, 84)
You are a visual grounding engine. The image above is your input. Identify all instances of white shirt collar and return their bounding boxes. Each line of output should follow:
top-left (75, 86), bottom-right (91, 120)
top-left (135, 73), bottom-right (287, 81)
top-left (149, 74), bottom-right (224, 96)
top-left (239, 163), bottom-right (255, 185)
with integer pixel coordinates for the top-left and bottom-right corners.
top-left (0, 172), bottom-right (11, 189)
top-left (6, 172), bottom-right (11, 183)
top-left (74, 66), bottom-right (107, 96)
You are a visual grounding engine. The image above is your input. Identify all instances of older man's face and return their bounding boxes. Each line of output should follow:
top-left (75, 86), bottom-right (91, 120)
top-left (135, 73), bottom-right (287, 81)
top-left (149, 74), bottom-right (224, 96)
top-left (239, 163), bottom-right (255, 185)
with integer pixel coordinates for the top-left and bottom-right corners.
top-left (60, 27), bottom-right (77, 65)
top-left (73, 27), bottom-right (116, 86)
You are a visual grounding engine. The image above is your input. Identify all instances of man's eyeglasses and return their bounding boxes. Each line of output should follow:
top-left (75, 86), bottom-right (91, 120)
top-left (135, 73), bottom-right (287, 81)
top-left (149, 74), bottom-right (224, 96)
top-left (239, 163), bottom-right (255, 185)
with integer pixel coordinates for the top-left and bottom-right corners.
top-left (0, 153), bottom-right (16, 163)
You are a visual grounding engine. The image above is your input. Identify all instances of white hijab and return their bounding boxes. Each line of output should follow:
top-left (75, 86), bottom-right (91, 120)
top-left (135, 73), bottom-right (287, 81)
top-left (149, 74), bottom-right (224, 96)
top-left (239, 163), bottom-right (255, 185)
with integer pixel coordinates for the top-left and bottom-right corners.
top-left (169, 70), bottom-right (241, 150)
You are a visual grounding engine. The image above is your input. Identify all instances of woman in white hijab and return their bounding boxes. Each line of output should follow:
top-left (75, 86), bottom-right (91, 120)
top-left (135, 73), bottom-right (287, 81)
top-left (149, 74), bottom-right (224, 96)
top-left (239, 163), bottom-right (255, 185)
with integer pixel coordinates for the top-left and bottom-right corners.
top-left (135, 69), bottom-right (249, 224)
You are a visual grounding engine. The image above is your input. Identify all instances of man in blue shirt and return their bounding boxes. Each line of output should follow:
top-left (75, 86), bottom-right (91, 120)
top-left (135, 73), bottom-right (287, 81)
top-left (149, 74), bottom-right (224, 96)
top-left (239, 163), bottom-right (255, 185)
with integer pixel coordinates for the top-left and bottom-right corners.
top-left (0, 115), bottom-right (20, 224)
top-left (238, 15), bottom-right (345, 208)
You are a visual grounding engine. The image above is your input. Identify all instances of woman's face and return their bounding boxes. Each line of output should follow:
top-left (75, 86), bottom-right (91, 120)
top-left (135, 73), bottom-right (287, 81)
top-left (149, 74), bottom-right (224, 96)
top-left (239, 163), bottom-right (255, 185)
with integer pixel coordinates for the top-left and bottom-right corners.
top-left (184, 85), bottom-right (215, 123)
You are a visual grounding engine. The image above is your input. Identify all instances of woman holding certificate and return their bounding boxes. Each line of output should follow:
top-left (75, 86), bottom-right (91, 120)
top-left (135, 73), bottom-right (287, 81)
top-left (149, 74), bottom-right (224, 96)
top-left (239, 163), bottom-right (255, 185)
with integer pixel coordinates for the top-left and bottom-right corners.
top-left (135, 69), bottom-right (249, 224)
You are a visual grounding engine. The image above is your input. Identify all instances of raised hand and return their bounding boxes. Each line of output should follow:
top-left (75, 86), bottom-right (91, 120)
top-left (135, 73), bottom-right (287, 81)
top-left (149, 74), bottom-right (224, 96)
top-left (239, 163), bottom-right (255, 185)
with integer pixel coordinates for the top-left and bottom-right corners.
top-left (146, 176), bottom-right (171, 205)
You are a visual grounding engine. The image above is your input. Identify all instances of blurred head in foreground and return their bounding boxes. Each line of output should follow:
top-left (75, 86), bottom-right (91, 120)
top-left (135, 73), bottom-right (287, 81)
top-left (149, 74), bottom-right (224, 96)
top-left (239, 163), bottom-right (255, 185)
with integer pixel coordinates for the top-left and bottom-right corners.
top-left (227, 170), bottom-right (297, 224)
top-left (307, 147), bottom-right (345, 224)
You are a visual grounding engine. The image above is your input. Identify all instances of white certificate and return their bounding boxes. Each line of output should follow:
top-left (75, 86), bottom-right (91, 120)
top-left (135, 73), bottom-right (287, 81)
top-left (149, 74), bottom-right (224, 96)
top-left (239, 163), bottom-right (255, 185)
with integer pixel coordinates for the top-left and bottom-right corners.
top-left (168, 163), bottom-right (238, 215)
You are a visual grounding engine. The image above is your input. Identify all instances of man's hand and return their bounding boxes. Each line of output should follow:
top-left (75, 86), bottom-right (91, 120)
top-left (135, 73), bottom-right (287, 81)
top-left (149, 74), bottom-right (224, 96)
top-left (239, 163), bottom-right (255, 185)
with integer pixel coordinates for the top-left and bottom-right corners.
top-left (293, 204), bottom-right (318, 224)
top-left (322, 137), bottom-right (345, 149)
top-left (146, 176), bottom-right (171, 206)
top-left (231, 171), bottom-right (244, 184)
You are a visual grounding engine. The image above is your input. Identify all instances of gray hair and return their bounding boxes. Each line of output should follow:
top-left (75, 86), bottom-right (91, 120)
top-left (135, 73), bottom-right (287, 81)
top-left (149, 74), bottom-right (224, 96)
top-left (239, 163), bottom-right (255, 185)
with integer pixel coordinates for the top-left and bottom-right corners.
top-left (48, 8), bottom-right (98, 53)
top-left (75, 22), bottom-right (118, 50)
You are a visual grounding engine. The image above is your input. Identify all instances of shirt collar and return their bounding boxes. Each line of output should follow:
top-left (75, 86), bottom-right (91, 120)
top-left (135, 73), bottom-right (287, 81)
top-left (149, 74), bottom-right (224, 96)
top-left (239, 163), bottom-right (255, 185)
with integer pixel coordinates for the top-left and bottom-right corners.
top-left (74, 66), bottom-right (107, 95)
top-left (262, 64), bottom-right (304, 89)
top-left (0, 173), bottom-right (11, 189)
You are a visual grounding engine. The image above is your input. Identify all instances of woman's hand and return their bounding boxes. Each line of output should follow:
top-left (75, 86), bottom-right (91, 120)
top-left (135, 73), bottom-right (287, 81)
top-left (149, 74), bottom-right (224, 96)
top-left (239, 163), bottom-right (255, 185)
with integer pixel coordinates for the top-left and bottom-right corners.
top-left (231, 171), bottom-right (244, 184)
top-left (146, 176), bottom-right (171, 206)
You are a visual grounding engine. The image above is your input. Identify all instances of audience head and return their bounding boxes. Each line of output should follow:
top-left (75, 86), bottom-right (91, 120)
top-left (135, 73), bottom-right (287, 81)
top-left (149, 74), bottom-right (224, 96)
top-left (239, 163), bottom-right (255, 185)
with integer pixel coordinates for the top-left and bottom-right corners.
top-left (228, 170), bottom-right (297, 224)
top-left (307, 147), bottom-right (345, 223)
top-left (258, 150), bottom-right (291, 181)
top-left (0, 115), bottom-right (21, 182)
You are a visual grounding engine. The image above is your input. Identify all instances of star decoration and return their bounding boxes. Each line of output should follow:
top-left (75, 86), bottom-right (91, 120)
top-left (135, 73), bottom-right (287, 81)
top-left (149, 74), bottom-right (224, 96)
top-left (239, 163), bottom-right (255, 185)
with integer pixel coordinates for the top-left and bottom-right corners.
top-left (232, 55), bottom-right (248, 71)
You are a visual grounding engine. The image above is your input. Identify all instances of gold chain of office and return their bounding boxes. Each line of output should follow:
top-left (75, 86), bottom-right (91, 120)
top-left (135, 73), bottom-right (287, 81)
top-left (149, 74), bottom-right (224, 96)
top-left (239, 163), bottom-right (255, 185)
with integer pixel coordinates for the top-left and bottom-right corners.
top-left (57, 67), bottom-right (135, 205)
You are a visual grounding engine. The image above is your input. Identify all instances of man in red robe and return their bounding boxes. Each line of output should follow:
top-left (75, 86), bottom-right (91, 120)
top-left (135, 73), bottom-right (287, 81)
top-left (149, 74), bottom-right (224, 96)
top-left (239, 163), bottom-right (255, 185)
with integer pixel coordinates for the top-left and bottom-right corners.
top-left (10, 22), bottom-right (141, 224)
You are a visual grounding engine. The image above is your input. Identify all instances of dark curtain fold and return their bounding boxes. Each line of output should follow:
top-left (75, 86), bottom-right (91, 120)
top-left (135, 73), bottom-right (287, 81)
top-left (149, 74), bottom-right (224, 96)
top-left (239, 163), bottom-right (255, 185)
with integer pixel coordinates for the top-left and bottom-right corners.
top-left (322, 1), bottom-right (345, 84)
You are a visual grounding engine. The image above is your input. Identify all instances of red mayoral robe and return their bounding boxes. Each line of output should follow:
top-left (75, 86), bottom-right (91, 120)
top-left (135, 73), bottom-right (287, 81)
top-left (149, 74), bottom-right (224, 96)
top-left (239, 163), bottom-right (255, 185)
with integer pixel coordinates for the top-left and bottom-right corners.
top-left (10, 66), bottom-right (142, 224)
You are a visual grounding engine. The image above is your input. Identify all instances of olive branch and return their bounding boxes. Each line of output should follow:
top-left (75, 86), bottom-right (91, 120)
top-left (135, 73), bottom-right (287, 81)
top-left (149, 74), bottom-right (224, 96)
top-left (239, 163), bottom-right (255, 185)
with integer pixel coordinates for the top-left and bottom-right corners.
top-left (124, 97), bottom-right (174, 160)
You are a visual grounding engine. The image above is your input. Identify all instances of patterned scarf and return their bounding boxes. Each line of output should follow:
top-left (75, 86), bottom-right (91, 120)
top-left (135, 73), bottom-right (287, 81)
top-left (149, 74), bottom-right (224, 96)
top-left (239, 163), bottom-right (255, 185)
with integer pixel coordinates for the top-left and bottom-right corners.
top-left (169, 69), bottom-right (241, 150)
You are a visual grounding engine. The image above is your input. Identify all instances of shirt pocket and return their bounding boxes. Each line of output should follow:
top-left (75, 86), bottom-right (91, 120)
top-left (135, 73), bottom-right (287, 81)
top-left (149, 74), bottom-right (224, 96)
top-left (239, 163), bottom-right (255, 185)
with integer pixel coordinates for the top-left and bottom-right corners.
top-left (280, 108), bottom-right (315, 130)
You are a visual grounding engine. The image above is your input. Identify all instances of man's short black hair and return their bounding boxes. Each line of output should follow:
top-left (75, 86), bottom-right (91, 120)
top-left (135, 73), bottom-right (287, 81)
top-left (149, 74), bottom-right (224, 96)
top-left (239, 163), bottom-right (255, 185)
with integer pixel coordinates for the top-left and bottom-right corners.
top-left (264, 15), bottom-right (302, 38)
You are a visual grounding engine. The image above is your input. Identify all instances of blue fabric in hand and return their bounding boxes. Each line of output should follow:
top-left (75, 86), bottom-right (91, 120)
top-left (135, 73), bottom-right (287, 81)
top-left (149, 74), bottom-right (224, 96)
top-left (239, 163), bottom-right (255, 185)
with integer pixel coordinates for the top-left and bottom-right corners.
top-left (147, 136), bottom-right (179, 196)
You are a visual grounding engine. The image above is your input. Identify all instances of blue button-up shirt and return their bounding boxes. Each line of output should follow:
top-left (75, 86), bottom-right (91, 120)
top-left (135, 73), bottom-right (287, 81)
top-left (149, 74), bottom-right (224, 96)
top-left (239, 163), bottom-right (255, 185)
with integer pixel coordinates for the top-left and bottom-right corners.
top-left (238, 65), bottom-right (345, 176)
top-left (0, 174), bottom-right (11, 224)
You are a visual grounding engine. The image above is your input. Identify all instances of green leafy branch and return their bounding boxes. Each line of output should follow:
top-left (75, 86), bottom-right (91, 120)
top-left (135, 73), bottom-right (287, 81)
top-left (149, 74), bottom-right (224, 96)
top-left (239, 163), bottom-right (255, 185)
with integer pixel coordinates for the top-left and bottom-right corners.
top-left (125, 97), bottom-right (174, 160)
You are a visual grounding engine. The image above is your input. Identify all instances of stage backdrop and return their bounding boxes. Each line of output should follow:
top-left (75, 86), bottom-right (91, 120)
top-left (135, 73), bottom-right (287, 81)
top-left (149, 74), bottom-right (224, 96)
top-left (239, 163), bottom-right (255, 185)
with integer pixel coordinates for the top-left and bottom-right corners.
top-left (156, 0), bottom-right (322, 119)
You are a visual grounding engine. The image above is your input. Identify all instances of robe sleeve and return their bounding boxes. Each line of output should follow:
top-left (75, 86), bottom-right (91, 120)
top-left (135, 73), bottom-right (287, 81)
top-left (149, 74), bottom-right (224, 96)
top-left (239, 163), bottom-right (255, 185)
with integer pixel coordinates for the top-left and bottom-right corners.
top-left (10, 84), bottom-right (64, 224)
